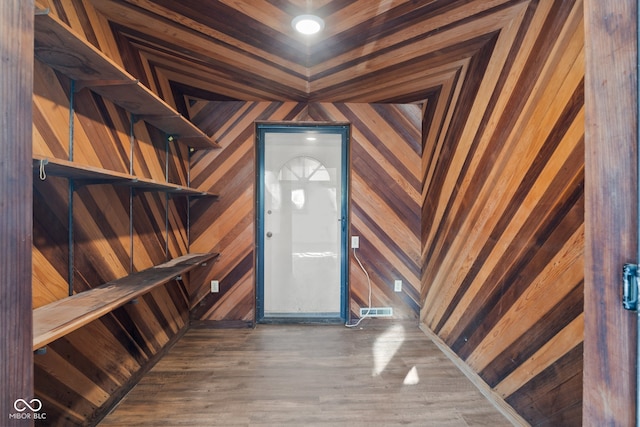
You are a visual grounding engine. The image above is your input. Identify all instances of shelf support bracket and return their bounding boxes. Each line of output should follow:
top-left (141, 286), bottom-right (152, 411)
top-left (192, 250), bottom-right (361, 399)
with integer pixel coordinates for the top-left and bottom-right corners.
top-left (129, 112), bottom-right (135, 274)
top-left (68, 179), bottom-right (75, 297)
top-left (67, 80), bottom-right (76, 297)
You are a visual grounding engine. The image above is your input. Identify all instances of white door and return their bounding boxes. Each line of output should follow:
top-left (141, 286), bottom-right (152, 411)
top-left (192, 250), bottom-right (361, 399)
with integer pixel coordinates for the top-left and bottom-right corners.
top-left (258, 127), bottom-right (347, 322)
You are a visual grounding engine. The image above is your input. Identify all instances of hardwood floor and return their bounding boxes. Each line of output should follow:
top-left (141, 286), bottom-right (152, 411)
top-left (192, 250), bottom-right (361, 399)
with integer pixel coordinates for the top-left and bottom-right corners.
top-left (100, 321), bottom-right (516, 426)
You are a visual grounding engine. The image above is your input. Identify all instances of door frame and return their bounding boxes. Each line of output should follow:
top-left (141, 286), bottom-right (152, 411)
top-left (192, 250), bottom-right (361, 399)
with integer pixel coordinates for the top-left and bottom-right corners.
top-left (255, 123), bottom-right (350, 323)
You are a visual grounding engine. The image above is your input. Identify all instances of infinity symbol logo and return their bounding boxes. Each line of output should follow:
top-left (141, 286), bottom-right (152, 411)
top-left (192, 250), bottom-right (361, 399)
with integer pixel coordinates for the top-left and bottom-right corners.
top-left (14, 398), bottom-right (43, 412)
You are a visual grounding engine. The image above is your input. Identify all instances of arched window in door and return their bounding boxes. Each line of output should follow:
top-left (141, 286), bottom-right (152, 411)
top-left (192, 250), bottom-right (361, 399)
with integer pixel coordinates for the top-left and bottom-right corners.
top-left (278, 156), bottom-right (333, 210)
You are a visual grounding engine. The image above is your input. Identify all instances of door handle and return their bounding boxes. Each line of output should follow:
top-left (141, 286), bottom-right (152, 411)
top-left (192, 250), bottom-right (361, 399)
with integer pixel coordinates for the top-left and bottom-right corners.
top-left (266, 231), bottom-right (273, 238)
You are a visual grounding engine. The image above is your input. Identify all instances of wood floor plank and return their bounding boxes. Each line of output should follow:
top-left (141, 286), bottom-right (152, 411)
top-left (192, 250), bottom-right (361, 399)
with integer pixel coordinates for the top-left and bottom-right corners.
top-left (100, 322), bottom-right (520, 426)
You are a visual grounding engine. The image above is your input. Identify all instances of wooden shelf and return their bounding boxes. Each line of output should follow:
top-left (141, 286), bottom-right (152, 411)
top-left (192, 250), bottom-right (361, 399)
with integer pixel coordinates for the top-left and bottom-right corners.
top-left (34, 155), bottom-right (217, 198)
top-left (34, 10), bottom-right (219, 149)
top-left (33, 252), bottom-right (220, 350)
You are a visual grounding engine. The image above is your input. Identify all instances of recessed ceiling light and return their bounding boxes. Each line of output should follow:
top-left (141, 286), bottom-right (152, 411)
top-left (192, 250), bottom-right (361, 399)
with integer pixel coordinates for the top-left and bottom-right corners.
top-left (292, 15), bottom-right (324, 35)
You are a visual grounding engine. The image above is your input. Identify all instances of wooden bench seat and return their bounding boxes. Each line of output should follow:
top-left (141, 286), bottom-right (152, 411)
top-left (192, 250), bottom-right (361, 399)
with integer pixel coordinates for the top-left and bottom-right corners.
top-left (33, 252), bottom-right (219, 350)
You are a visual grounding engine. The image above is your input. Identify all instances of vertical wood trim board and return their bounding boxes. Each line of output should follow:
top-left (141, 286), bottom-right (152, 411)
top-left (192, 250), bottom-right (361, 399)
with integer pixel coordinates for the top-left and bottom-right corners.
top-left (1, 0), bottom-right (34, 424)
top-left (584, 0), bottom-right (637, 425)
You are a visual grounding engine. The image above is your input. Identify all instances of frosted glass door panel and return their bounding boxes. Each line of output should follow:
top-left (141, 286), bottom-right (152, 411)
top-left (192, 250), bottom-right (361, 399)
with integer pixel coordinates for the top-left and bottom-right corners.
top-left (263, 132), bottom-right (342, 317)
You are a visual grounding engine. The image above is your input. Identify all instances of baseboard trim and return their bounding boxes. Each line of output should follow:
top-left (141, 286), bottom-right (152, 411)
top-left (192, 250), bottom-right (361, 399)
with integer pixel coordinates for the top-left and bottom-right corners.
top-left (419, 324), bottom-right (530, 427)
top-left (190, 319), bottom-right (255, 329)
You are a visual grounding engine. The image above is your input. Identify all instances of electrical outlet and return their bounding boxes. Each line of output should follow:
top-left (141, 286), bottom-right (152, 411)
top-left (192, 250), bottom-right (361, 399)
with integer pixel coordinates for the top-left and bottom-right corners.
top-left (394, 279), bottom-right (402, 292)
top-left (210, 280), bottom-right (219, 293)
top-left (351, 235), bottom-right (360, 249)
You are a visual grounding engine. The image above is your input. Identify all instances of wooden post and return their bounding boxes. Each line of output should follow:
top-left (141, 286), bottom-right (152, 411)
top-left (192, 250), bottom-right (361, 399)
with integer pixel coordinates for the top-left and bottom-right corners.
top-left (584, 0), bottom-right (637, 424)
top-left (0, 0), bottom-right (34, 425)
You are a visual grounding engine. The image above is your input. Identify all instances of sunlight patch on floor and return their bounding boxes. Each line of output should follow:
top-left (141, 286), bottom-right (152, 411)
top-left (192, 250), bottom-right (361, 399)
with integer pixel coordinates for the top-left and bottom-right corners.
top-left (372, 323), bottom-right (405, 376)
top-left (403, 366), bottom-right (420, 385)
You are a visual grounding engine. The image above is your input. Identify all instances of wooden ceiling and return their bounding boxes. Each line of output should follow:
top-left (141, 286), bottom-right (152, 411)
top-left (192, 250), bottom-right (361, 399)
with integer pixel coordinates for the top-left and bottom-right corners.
top-left (88, 0), bottom-right (529, 107)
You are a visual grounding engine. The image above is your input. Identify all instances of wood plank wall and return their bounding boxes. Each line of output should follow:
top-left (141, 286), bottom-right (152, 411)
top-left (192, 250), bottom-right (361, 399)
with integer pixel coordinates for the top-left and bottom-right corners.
top-left (1, 1), bottom-right (34, 424)
top-left (186, 3), bottom-right (585, 424)
top-left (26, 0), bottom-right (587, 426)
top-left (32, 1), bottom-right (194, 424)
top-left (420, 0), bottom-right (584, 425)
top-left (188, 102), bottom-right (423, 324)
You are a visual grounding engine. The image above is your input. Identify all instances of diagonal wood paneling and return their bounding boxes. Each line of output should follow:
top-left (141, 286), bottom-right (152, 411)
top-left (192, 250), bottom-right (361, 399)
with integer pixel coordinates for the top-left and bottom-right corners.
top-left (420, 0), bottom-right (584, 425)
top-left (89, 0), bottom-right (530, 103)
top-left (33, 87), bottom-right (192, 427)
top-left (31, 2), bottom-right (196, 424)
top-left (29, 0), bottom-right (586, 425)
top-left (188, 102), bottom-right (422, 323)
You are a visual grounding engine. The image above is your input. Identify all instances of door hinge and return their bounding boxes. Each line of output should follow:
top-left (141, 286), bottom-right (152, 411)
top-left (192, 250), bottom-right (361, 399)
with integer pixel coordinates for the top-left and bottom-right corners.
top-left (623, 263), bottom-right (639, 311)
